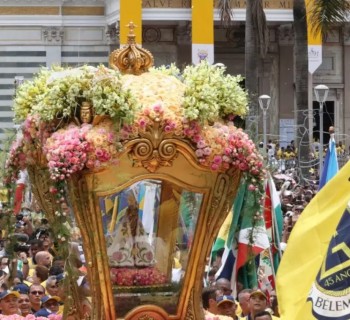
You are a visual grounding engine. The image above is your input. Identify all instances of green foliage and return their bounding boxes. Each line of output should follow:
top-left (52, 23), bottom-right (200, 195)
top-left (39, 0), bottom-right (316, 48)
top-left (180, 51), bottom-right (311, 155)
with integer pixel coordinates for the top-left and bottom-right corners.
top-left (308, 0), bottom-right (350, 37)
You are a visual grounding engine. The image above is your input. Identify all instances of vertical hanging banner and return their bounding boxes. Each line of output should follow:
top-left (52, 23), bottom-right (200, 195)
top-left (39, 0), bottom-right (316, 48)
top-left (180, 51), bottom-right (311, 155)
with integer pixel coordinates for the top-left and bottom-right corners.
top-left (306, 0), bottom-right (322, 74)
top-left (192, 0), bottom-right (214, 64)
top-left (120, 0), bottom-right (142, 46)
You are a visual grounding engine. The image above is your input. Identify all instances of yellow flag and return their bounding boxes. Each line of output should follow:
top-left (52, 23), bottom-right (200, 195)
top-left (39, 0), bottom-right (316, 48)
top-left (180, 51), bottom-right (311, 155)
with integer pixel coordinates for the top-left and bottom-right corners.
top-left (120, 0), bottom-right (142, 46)
top-left (192, 0), bottom-right (214, 64)
top-left (305, 0), bottom-right (322, 74)
top-left (276, 160), bottom-right (350, 319)
top-left (218, 210), bottom-right (233, 241)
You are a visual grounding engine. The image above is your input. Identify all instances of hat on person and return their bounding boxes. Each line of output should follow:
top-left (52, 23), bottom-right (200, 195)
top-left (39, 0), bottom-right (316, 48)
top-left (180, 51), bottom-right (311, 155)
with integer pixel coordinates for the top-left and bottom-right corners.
top-left (12, 283), bottom-right (30, 294)
top-left (250, 289), bottom-right (267, 300)
top-left (283, 190), bottom-right (293, 197)
top-left (55, 273), bottom-right (65, 283)
top-left (216, 295), bottom-right (235, 307)
top-left (41, 295), bottom-right (61, 305)
top-left (0, 290), bottom-right (20, 300)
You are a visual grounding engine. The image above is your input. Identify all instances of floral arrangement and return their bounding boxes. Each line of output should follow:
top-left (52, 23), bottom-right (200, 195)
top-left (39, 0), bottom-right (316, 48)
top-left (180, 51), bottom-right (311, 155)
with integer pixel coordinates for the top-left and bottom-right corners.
top-left (44, 124), bottom-right (91, 181)
top-left (13, 65), bottom-right (139, 124)
top-left (4, 60), bottom-right (265, 194)
top-left (4, 60), bottom-right (265, 197)
top-left (182, 61), bottom-right (248, 122)
top-left (0, 315), bottom-right (62, 320)
top-left (183, 121), bottom-right (264, 192)
top-left (110, 267), bottom-right (168, 286)
top-left (13, 68), bottom-right (58, 123)
top-left (44, 119), bottom-right (122, 181)
top-left (4, 135), bottom-right (26, 185)
top-left (21, 115), bottom-right (55, 164)
top-left (85, 119), bottom-right (122, 168)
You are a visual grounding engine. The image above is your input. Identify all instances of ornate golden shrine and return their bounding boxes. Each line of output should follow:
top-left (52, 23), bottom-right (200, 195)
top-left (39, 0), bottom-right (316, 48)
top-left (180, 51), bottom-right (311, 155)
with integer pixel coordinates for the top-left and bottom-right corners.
top-left (6, 23), bottom-right (264, 320)
top-left (68, 136), bottom-right (241, 320)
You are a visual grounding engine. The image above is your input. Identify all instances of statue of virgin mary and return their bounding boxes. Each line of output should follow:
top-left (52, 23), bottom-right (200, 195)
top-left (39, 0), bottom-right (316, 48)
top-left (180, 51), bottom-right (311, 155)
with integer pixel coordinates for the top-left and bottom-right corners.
top-left (106, 190), bottom-right (155, 268)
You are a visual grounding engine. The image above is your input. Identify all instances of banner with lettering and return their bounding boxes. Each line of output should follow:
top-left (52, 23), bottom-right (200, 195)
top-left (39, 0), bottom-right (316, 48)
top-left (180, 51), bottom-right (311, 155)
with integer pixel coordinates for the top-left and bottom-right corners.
top-left (120, 0), bottom-right (142, 46)
top-left (192, 0), bottom-right (214, 64)
top-left (305, 0), bottom-right (322, 74)
top-left (308, 205), bottom-right (350, 319)
top-left (276, 160), bottom-right (350, 320)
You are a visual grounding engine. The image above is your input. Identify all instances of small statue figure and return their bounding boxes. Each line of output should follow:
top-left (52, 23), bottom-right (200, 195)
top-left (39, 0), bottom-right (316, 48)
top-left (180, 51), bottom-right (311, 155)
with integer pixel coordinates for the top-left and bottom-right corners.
top-left (107, 191), bottom-right (155, 267)
top-left (79, 101), bottom-right (93, 124)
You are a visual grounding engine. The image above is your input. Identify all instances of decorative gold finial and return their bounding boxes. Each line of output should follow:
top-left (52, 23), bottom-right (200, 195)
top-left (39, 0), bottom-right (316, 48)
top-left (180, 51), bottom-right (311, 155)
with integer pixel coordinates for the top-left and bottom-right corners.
top-left (109, 21), bottom-right (154, 75)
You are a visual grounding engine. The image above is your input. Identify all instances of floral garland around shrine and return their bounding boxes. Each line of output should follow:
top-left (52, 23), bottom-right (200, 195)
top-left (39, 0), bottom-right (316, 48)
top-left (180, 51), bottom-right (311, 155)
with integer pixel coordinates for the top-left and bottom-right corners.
top-left (4, 61), bottom-right (266, 253)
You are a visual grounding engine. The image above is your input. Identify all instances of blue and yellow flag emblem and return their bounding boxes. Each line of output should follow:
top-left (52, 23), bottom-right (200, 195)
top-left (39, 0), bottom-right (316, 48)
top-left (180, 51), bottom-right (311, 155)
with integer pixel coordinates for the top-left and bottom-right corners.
top-left (308, 206), bottom-right (350, 319)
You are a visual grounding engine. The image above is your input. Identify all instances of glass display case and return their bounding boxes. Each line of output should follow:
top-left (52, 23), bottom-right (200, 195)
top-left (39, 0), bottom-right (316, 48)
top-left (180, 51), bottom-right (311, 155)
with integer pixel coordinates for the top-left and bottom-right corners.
top-left (98, 179), bottom-right (202, 316)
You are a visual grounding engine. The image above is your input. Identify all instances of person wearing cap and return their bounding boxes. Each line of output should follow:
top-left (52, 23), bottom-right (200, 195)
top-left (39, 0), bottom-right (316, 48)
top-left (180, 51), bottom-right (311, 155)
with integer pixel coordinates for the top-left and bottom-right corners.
top-left (0, 290), bottom-right (20, 315)
top-left (216, 295), bottom-right (239, 320)
top-left (244, 290), bottom-right (279, 320)
top-left (45, 275), bottom-right (65, 314)
top-left (34, 295), bottom-right (61, 317)
top-left (202, 287), bottom-right (233, 320)
top-left (12, 283), bottom-right (29, 295)
top-left (245, 290), bottom-right (267, 320)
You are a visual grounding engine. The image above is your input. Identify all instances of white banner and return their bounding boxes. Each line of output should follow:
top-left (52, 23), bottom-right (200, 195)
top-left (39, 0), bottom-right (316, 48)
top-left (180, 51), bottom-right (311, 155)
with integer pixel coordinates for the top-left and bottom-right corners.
top-left (192, 44), bottom-right (214, 65)
top-left (308, 44), bottom-right (322, 74)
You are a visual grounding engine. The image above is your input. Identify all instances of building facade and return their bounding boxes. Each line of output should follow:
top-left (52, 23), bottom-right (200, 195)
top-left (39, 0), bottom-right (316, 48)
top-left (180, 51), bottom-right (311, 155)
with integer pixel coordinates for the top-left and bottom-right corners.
top-left (0, 0), bottom-right (349, 150)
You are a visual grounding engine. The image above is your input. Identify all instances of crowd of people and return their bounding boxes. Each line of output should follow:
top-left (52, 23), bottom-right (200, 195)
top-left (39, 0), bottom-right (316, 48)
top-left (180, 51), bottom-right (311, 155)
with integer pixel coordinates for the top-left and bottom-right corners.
top-left (0, 199), bottom-right (88, 318)
top-left (201, 161), bottom-right (321, 320)
top-left (265, 138), bottom-right (349, 172)
top-left (0, 136), bottom-right (346, 319)
top-left (203, 280), bottom-right (279, 320)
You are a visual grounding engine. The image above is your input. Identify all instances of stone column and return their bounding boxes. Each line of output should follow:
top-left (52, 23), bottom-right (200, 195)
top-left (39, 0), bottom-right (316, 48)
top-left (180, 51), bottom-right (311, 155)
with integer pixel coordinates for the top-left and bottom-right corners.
top-left (278, 24), bottom-right (295, 146)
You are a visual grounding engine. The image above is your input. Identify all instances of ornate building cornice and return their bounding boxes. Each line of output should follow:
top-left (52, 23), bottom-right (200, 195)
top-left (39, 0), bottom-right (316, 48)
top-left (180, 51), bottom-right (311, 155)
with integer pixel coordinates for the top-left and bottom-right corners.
top-left (42, 26), bottom-right (64, 43)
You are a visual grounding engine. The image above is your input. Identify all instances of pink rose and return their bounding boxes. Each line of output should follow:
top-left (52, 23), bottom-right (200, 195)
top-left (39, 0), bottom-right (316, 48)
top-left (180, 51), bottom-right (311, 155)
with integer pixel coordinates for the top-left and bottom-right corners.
top-left (248, 184), bottom-right (256, 191)
top-left (211, 163), bottom-right (219, 171)
top-left (213, 155), bottom-right (222, 165)
top-left (153, 103), bottom-right (163, 113)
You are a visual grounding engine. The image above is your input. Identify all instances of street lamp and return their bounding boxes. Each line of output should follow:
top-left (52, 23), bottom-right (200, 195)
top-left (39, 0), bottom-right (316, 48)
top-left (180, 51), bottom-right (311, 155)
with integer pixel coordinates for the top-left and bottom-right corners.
top-left (314, 84), bottom-right (329, 177)
top-left (258, 94), bottom-right (271, 158)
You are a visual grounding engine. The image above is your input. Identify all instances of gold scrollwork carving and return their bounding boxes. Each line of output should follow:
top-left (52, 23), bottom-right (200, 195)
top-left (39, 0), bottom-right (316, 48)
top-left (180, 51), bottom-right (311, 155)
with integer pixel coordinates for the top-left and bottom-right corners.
top-left (208, 174), bottom-right (230, 225)
top-left (133, 139), bottom-right (154, 160)
top-left (127, 119), bottom-right (179, 172)
top-left (138, 315), bottom-right (155, 320)
top-left (185, 288), bottom-right (195, 320)
top-left (130, 145), bottom-right (178, 172)
top-left (158, 140), bottom-right (177, 160)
